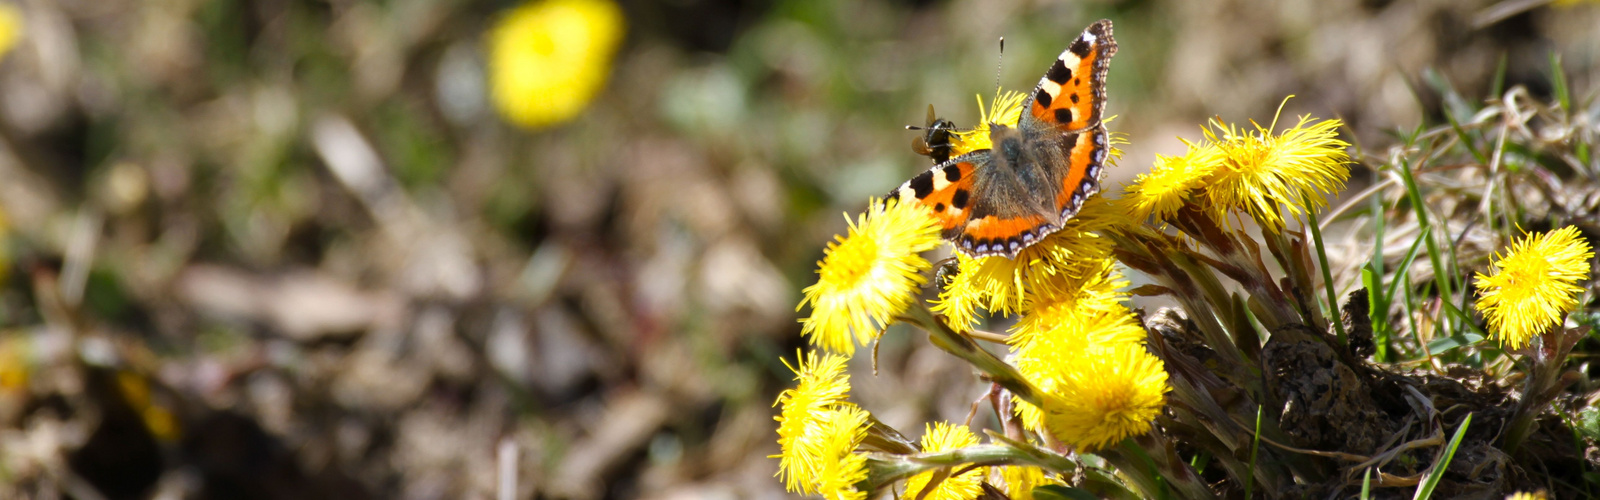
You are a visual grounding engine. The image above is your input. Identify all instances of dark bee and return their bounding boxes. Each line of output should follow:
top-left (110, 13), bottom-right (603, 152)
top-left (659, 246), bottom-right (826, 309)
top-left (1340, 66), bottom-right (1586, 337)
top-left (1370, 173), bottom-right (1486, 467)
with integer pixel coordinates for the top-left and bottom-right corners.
top-left (910, 104), bottom-right (959, 164)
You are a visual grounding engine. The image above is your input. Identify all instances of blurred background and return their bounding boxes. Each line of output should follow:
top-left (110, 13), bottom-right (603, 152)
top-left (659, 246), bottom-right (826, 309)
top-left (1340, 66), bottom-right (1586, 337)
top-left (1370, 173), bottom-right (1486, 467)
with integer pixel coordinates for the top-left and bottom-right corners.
top-left (0, 0), bottom-right (1595, 498)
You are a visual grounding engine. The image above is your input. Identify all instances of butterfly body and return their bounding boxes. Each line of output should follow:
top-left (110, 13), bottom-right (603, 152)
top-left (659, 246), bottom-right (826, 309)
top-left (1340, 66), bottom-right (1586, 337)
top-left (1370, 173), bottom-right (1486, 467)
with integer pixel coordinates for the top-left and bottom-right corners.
top-left (889, 20), bottom-right (1116, 259)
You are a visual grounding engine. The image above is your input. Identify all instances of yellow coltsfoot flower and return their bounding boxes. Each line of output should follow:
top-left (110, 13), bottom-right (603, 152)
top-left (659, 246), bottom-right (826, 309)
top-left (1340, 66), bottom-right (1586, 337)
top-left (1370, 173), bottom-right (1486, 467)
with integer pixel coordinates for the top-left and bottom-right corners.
top-left (932, 196), bottom-right (1127, 330)
top-left (1042, 342), bottom-right (1169, 452)
top-left (773, 350), bottom-right (855, 494)
top-left (487, 0), bottom-right (626, 129)
top-left (1121, 140), bottom-right (1221, 224)
top-left (1474, 226), bottom-right (1594, 349)
top-left (799, 199), bottom-right (942, 355)
top-left (806, 406), bottom-right (873, 500)
top-left (1010, 288), bottom-right (1148, 431)
top-left (902, 422), bottom-right (985, 500)
top-left (947, 90), bottom-right (1028, 155)
top-left (1201, 111), bottom-right (1350, 231)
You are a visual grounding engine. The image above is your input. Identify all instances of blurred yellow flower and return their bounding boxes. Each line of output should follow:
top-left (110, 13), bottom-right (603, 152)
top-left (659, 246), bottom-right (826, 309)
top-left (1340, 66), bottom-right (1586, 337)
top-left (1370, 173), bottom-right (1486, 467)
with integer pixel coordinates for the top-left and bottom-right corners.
top-left (1043, 342), bottom-right (1169, 452)
top-left (1122, 140), bottom-right (1220, 223)
top-left (116, 371), bottom-right (181, 442)
top-left (1505, 491), bottom-right (1548, 500)
top-left (932, 196), bottom-right (1125, 330)
top-left (799, 199), bottom-right (942, 355)
top-left (902, 422), bottom-right (984, 500)
top-left (487, 0), bottom-right (625, 129)
top-left (948, 90), bottom-right (1027, 156)
top-left (0, 207), bottom-right (9, 284)
top-left (1201, 113), bottom-right (1350, 231)
top-left (1474, 226), bottom-right (1594, 349)
top-left (0, 335), bottom-right (27, 392)
top-left (773, 350), bottom-right (855, 494)
top-left (0, 3), bottom-right (20, 61)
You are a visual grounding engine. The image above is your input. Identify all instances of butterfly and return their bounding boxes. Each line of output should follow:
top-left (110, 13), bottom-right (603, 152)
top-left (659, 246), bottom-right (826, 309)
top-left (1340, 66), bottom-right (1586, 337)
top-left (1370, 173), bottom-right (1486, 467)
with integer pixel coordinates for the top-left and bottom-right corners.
top-left (888, 20), bottom-right (1116, 259)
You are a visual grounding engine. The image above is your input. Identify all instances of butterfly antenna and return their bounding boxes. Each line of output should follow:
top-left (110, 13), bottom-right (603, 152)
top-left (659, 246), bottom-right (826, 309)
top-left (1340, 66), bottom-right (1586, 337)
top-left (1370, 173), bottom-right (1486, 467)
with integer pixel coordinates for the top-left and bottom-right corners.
top-left (993, 37), bottom-right (1005, 96)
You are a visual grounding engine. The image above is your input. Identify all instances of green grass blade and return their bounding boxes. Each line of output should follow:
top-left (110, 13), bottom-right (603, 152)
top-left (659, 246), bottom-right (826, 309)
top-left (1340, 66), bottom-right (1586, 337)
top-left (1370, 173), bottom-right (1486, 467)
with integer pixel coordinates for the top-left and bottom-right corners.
top-left (1490, 52), bottom-right (1508, 98)
top-left (1396, 155), bottom-right (1455, 337)
top-left (1306, 194), bottom-right (1347, 344)
top-left (1550, 52), bottom-right (1571, 114)
top-left (1363, 266), bottom-right (1389, 361)
top-left (1245, 405), bottom-right (1262, 499)
top-left (1362, 468), bottom-right (1373, 500)
top-left (1414, 413), bottom-right (1473, 500)
top-left (1382, 233), bottom-right (1428, 308)
top-left (1033, 485), bottom-right (1105, 500)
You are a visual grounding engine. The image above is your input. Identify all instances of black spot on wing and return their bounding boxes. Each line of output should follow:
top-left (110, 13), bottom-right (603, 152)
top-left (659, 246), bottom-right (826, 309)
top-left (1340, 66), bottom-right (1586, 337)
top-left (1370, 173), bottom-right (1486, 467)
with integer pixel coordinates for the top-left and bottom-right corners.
top-left (1069, 93), bottom-right (1079, 104)
top-left (951, 189), bottom-right (970, 209)
top-left (1088, 20), bottom-right (1110, 37)
top-left (1069, 38), bottom-right (1092, 58)
top-left (1046, 59), bottom-right (1073, 84)
top-left (909, 171), bottom-right (935, 198)
top-left (934, 203), bottom-right (945, 212)
top-left (1034, 88), bottom-right (1053, 108)
top-left (943, 164), bottom-right (962, 182)
top-left (1053, 108), bottom-right (1073, 124)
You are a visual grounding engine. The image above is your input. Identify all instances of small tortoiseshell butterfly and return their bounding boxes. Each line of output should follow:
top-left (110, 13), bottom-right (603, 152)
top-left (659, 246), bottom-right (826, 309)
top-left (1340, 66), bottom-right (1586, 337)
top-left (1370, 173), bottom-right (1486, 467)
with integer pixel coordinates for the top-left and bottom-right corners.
top-left (888, 20), bottom-right (1116, 259)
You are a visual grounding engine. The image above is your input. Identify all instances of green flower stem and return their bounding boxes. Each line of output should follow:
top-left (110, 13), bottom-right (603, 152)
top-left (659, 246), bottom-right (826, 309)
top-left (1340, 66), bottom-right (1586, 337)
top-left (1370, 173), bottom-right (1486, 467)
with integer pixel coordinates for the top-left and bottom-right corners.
top-left (862, 442), bottom-right (1076, 492)
top-left (898, 302), bottom-right (1044, 408)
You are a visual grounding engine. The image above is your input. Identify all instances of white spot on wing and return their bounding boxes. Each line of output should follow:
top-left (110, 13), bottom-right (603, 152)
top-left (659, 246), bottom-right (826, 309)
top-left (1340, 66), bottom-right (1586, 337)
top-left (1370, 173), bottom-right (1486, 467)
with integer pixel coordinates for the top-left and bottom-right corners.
top-left (1056, 52), bottom-right (1082, 69)
top-left (1039, 80), bottom-right (1062, 99)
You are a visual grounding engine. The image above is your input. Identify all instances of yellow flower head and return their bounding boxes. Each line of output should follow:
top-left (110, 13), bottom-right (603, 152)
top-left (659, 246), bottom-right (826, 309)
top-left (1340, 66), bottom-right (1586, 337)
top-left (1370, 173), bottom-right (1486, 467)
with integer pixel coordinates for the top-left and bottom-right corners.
top-left (948, 90), bottom-right (1028, 156)
top-left (1011, 287), bottom-right (1148, 431)
top-left (1505, 491), bottom-right (1548, 500)
top-left (773, 350), bottom-right (855, 493)
top-left (1122, 140), bottom-right (1220, 223)
top-left (808, 406), bottom-right (872, 500)
top-left (902, 422), bottom-right (984, 500)
top-left (799, 199), bottom-right (942, 355)
top-left (932, 196), bottom-right (1126, 330)
top-left (0, 4), bottom-right (21, 61)
top-left (1201, 112), bottom-right (1350, 231)
top-left (1042, 342), bottom-right (1169, 452)
top-left (487, 0), bottom-right (625, 129)
top-left (1474, 226), bottom-right (1594, 349)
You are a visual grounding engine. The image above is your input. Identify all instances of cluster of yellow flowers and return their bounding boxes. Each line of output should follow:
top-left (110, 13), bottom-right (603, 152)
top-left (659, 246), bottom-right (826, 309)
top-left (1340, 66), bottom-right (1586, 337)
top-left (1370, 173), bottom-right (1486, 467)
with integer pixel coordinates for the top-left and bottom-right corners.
top-left (773, 352), bottom-right (871, 499)
top-left (781, 91), bottom-right (1172, 499)
top-left (1122, 105), bottom-right (1352, 231)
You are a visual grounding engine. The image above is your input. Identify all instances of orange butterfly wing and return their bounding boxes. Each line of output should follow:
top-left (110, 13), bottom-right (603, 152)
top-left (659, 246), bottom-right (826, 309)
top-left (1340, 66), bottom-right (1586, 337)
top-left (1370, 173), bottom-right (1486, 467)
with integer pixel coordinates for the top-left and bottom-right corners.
top-left (1026, 20), bottom-right (1116, 132)
top-left (1051, 128), bottom-right (1110, 218)
top-left (887, 157), bottom-right (981, 240)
